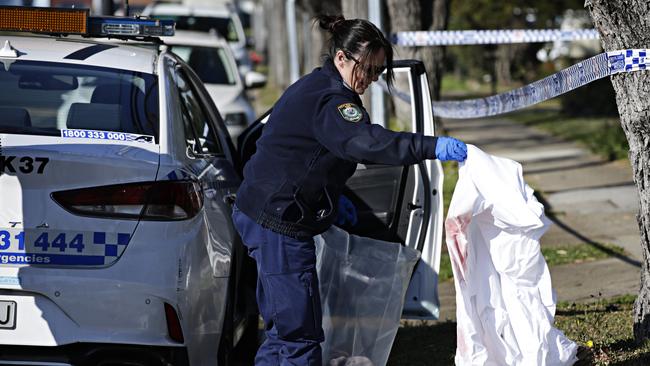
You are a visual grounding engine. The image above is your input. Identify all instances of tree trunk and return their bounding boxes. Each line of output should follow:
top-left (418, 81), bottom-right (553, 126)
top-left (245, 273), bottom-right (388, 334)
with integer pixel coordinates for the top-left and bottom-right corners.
top-left (341, 0), bottom-right (368, 20)
top-left (386, 0), bottom-right (422, 128)
top-left (585, 0), bottom-right (650, 342)
top-left (341, 0), bottom-right (371, 108)
top-left (266, 0), bottom-right (290, 89)
top-left (387, 0), bottom-right (449, 128)
top-left (418, 0), bottom-right (449, 103)
top-left (301, 0), bottom-right (341, 72)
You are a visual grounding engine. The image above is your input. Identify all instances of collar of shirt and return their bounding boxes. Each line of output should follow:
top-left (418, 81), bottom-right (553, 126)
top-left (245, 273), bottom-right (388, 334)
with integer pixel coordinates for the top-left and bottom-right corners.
top-left (320, 58), bottom-right (362, 102)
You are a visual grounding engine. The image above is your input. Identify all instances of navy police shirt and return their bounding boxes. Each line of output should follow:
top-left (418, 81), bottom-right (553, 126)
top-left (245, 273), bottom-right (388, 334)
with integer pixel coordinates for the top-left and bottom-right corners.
top-left (235, 59), bottom-right (439, 239)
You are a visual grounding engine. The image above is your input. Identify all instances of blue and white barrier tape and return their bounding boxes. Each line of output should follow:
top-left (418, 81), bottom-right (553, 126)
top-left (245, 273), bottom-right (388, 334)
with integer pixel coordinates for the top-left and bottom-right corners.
top-left (381, 49), bottom-right (649, 119)
top-left (393, 29), bottom-right (599, 47)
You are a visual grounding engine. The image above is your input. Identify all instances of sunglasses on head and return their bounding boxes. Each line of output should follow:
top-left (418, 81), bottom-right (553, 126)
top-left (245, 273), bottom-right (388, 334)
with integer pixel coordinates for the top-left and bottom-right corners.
top-left (344, 51), bottom-right (387, 77)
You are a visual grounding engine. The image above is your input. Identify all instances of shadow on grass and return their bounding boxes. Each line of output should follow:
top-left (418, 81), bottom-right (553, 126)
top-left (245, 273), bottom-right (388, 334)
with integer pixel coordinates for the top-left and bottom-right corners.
top-left (556, 303), bottom-right (624, 317)
top-left (611, 356), bottom-right (650, 366)
top-left (388, 321), bottom-right (456, 366)
top-left (608, 338), bottom-right (650, 365)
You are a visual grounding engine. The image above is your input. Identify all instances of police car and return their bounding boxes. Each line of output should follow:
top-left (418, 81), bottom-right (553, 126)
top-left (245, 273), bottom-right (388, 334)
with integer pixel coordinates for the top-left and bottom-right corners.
top-left (0, 6), bottom-right (257, 365)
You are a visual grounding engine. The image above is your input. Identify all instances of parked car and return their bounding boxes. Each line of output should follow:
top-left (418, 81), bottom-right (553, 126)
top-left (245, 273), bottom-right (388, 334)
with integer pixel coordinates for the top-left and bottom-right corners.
top-left (163, 30), bottom-right (265, 140)
top-left (142, 2), bottom-right (254, 75)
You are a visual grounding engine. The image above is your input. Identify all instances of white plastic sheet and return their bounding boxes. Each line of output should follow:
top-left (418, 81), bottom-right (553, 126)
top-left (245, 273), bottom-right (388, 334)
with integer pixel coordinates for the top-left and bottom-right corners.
top-left (445, 145), bottom-right (578, 366)
top-left (315, 226), bottom-right (420, 366)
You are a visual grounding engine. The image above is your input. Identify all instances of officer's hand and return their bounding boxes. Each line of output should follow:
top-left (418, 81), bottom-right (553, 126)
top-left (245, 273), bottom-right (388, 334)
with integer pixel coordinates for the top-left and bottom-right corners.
top-left (435, 137), bottom-right (467, 162)
top-left (335, 195), bottom-right (358, 227)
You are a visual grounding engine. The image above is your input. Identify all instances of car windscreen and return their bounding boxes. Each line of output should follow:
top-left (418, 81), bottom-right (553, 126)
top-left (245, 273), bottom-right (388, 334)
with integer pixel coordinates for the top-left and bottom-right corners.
top-left (0, 60), bottom-right (159, 141)
top-left (168, 45), bottom-right (237, 85)
top-left (153, 15), bottom-right (239, 42)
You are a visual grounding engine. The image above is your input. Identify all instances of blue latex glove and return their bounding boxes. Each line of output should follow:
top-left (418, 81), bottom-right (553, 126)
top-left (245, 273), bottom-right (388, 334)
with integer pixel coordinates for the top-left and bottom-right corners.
top-left (335, 195), bottom-right (358, 227)
top-left (435, 137), bottom-right (468, 162)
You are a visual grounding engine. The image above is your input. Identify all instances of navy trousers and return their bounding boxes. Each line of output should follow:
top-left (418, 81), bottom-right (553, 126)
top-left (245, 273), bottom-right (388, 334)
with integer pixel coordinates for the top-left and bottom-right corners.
top-left (232, 207), bottom-right (324, 366)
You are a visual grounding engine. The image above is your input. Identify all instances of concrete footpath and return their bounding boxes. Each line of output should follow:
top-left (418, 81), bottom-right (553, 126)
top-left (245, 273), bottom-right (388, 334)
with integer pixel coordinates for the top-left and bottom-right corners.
top-left (437, 116), bottom-right (642, 321)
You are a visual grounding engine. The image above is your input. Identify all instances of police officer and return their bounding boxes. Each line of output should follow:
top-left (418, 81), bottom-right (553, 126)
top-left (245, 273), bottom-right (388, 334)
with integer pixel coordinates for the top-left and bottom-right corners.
top-left (232, 14), bottom-right (467, 366)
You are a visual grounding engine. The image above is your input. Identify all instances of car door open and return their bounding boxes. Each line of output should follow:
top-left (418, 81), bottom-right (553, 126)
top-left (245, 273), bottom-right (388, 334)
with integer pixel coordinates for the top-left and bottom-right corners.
top-left (237, 60), bottom-right (444, 320)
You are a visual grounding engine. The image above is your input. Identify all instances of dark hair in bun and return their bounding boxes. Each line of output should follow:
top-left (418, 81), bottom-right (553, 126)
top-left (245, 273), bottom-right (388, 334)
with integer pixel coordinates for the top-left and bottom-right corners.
top-left (314, 14), bottom-right (394, 90)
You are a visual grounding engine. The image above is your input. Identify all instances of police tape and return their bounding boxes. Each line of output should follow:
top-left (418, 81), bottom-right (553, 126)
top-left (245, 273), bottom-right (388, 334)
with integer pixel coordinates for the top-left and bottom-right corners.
top-left (380, 49), bottom-right (649, 119)
top-left (392, 29), bottom-right (599, 47)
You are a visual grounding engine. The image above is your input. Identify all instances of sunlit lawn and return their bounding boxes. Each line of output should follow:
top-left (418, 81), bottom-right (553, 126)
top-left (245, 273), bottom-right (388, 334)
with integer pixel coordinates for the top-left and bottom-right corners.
top-left (390, 295), bottom-right (650, 366)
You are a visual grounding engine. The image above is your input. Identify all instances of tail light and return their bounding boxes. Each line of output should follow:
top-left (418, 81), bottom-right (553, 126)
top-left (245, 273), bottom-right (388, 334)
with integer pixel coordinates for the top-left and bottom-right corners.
top-left (164, 302), bottom-right (185, 343)
top-left (51, 180), bottom-right (203, 221)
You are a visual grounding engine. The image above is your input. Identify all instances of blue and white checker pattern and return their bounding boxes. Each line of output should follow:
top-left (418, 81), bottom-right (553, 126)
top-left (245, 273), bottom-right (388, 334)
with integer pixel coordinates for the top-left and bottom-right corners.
top-left (93, 231), bottom-right (131, 265)
top-left (380, 49), bottom-right (650, 120)
top-left (0, 229), bottom-right (132, 266)
top-left (608, 49), bottom-right (648, 74)
top-left (393, 29), bottom-right (600, 47)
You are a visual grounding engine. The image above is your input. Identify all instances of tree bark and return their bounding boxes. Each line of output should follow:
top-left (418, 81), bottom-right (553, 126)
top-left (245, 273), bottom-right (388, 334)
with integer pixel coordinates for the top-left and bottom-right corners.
top-left (387, 0), bottom-right (449, 128)
top-left (387, 0), bottom-right (449, 99)
top-left (419, 0), bottom-right (449, 103)
top-left (266, 0), bottom-right (290, 89)
top-left (585, 0), bottom-right (650, 342)
top-left (301, 0), bottom-right (341, 71)
top-left (341, 0), bottom-right (368, 20)
top-left (341, 0), bottom-right (371, 107)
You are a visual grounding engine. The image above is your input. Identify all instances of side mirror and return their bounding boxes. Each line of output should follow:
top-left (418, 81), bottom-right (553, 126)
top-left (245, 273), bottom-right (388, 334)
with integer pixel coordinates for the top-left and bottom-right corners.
top-left (245, 71), bottom-right (267, 89)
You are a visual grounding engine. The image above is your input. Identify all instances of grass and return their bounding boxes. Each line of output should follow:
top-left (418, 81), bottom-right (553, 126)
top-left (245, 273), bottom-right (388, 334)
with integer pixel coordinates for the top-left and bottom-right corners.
top-left (249, 64), bottom-right (281, 114)
top-left (556, 295), bottom-right (650, 365)
top-left (542, 243), bottom-right (626, 266)
top-left (440, 74), bottom-right (520, 96)
top-left (390, 295), bottom-right (650, 365)
top-left (389, 320), bottom-right (457, 365)
top-left (252, 81), bottom-right (281, 113)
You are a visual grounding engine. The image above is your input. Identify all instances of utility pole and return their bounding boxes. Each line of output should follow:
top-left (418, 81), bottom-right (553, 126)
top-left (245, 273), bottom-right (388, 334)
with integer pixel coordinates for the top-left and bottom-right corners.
top-left (286, 0), bottom-right (300, 84)
top-left (368, 0), bottom-right (386, 128)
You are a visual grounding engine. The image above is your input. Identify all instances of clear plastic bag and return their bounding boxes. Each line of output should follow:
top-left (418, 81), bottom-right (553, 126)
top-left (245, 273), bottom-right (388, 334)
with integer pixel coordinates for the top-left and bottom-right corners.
top-left (315, 225), bottom-right (421, 366)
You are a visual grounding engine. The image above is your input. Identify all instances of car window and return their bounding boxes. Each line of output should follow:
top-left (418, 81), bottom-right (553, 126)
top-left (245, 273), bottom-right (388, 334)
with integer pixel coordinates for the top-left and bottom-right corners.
top-left (152, 15), bottom-right (239, 42)
top-left (174, 67), bottom-right (223, 155)
top-left (168, 45), bottom-right (237, 85)
top-left (0, 60), bottom-right (159, 140)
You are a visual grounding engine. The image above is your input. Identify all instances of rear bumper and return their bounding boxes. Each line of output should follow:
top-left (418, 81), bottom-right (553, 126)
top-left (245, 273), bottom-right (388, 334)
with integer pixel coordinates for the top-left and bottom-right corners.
top-left (0, 213), bottom-right (231, 348)
top-left (0, 343), bottom-right (189, 366)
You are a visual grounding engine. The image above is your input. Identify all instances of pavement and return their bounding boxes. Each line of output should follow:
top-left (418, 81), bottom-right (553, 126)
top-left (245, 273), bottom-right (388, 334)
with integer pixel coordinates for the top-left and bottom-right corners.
top-left (436, 116), bottom-right (642, 322)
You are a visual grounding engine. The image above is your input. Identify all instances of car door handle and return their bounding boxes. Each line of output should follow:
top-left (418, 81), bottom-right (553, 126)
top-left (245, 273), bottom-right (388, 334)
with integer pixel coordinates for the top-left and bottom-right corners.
top-left (223, 193), bottom-right (237, 206)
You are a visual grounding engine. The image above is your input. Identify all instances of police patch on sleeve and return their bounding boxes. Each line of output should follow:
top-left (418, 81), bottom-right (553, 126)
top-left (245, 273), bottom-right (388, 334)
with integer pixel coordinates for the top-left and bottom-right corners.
top-left (337, 103), bottom-right (363, 123)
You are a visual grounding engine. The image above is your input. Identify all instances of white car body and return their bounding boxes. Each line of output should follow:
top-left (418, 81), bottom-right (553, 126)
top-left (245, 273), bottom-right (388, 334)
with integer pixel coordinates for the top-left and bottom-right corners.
top-left (142, 2), bottom-right (253, 75)
top-left (162, 31), bottom-right (255, 140)
top-left (0, 33), bottom-right (255, 365)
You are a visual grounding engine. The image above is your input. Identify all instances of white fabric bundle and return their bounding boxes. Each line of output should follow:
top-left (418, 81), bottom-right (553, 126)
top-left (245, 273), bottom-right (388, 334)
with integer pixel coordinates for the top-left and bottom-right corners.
top-left (445, 145), bottom-right (578, 366)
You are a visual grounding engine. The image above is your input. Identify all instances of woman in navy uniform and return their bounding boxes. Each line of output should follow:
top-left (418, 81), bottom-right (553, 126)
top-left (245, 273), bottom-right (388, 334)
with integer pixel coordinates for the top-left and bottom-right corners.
top-left (232, 14), bottom-right (467, 365)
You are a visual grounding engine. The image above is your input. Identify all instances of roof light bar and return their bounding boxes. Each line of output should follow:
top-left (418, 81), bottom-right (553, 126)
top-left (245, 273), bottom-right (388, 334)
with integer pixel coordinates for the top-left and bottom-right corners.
top-left (0, 6), bottom-right (88, 35)
top-left (89, 17), bottom-right (175, 38)
top-left (0, 6), bottom-right (174, 39)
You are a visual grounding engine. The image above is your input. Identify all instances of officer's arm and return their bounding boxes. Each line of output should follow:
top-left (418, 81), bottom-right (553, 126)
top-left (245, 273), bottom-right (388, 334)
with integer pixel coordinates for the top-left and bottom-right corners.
top-left (312, 96), bottom-right (438, 165)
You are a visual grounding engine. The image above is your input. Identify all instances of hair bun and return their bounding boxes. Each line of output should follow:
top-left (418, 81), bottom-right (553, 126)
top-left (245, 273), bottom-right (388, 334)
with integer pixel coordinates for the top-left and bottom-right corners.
top-left (318, 14), bottom-right (345, 33)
